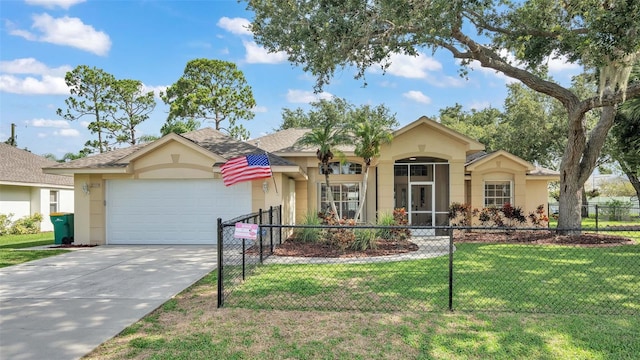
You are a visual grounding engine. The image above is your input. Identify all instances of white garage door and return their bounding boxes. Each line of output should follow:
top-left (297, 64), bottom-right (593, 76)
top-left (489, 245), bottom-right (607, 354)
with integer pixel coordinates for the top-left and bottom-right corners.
top-left (106, 179), bottom-right (251, 245)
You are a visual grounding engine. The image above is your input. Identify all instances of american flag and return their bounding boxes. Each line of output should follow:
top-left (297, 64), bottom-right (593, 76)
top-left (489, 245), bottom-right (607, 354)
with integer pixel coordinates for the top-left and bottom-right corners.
top-left (220, 154), bottom-right (272, 186)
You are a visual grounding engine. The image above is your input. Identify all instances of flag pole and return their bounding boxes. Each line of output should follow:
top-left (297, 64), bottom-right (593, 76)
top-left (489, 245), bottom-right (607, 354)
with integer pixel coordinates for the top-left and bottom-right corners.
top-left (265, 151), bottom-right (278, 194)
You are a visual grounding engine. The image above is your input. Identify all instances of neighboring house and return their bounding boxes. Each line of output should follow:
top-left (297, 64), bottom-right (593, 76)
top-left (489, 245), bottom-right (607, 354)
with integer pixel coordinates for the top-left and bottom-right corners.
top-left (0, 143), bottom-right (74, 232)
top-left (44, 117), bottom-right (558, 245)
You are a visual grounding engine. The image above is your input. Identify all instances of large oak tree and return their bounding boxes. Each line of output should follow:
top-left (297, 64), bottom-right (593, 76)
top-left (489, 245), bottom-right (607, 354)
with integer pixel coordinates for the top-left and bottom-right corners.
top-left (247, 0), bottom-right (640, 232)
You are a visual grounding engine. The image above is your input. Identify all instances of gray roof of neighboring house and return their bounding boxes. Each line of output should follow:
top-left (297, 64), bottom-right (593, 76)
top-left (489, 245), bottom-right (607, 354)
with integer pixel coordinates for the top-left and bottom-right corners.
top-left (250, 128), bottom-right (356, 153)
top-left (44, 128), bottom-right (297, 170)
top-left (0, 143), bottom-right (73, 186)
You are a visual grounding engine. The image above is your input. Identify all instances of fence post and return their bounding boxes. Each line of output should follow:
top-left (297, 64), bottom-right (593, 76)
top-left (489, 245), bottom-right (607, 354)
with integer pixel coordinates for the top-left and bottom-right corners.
top-left (217, 218), bottom-right (223, 308)
top-left (595, 204), bottom-right (599, 232)
top-left (279, 205), bottom-right (283, 244)
top-left (448, 227), bottom-right (454, 312)
top-left (269, 205), bottom-right (274, 253)
top-left (259, 209), bottom-right (263, 264)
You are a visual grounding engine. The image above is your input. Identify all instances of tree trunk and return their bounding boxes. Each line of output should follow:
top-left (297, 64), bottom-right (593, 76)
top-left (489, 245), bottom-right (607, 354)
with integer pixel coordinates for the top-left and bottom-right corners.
top-left (619, 162), bottom-right (640, 203)
top-left (323, 164), bottom-right (339, 216)
top-left (353, 165), bottom-right (369, 222)
top-left (557, 106), bottom-right (617, 234)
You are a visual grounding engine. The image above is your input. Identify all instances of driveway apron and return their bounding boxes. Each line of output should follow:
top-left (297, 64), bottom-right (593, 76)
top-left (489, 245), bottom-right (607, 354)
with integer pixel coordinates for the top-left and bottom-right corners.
top-left (0, 245), bottom-right (217, 360)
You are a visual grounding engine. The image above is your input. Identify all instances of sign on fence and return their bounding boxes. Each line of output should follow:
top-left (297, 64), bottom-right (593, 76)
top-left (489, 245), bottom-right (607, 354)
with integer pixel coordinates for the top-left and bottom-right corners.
top-left (234, 222), bottom-right (259, 240)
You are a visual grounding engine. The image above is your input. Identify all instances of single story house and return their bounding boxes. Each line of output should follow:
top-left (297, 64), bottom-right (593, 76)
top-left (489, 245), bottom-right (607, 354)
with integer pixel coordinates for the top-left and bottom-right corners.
top-left (44, 117), bottom-right (558, 245)
top-left (1, 143), bottom-right (74, 232)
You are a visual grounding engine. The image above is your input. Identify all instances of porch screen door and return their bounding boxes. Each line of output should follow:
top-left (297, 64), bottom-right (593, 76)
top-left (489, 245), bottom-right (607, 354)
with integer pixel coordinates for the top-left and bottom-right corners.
top-left (410, 183), bottom-right (434, 228)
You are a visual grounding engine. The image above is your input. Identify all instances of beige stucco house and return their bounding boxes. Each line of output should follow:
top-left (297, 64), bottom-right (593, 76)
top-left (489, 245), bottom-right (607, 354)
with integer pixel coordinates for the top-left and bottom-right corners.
top-left (1, 143), bottom-right (74, 232)
top-left (44, 117), bottom-right (558, 245)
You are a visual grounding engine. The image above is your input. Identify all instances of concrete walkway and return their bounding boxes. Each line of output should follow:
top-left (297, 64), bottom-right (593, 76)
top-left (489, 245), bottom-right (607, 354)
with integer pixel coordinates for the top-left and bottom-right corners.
top-left (0, 245), bottom-right (217, 360)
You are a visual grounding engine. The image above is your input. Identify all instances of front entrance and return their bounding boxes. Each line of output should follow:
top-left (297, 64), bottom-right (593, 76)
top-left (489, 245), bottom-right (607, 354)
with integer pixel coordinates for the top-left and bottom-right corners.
top-left (410, 183), bottom-right (433, 226)
top-left (394, 158), bottom-right (450, 235)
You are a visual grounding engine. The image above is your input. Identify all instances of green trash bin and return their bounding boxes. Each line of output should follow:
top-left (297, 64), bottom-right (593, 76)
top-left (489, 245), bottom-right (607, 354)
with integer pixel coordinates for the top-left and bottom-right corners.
top-left (50, 213), bottom-right (74, 245)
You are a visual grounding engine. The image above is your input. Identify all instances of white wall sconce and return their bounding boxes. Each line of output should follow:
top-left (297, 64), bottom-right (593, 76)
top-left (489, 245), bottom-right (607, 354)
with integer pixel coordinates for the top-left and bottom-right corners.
top-left (262, 180), bottom-right (269, 193)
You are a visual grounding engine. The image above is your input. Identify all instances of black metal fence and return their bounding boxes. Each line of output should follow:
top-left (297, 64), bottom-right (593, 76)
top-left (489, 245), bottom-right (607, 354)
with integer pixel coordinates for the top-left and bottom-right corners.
top-left (217, 219), bottom-right (639, 315)
top-left (549, 203), bottom-right (640, 222)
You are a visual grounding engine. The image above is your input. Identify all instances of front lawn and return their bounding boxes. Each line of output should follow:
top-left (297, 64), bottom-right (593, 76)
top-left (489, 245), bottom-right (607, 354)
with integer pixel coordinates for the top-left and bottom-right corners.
top-left (85, 243), bottom-right (640, 359)
top-left (0, 232), bottom-right (69, 268)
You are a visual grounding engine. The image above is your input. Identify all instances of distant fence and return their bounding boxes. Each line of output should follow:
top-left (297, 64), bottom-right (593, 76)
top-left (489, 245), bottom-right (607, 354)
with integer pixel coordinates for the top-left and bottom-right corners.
top-left (217, 219), bottom-right (639, 315)
top-left (549, 203), bottom-right (640, 220)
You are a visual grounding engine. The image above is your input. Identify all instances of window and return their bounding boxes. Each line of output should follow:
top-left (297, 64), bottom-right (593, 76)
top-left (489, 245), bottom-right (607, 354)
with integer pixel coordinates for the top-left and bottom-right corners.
top-left (319, 162), bottom-right (362, 175)
top-left (319, 183), bottom-right (361, 219)
top-left (50, 190), bottom-right (59, 213)
top-left (484, 181), bottom-right (511, 207)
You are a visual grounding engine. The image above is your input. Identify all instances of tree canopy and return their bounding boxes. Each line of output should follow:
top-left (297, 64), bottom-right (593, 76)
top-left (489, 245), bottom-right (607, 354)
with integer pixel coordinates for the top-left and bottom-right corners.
top-left (161, 59), bottom-right (256, 138)
top-left (248, 0), bottom-right (640, 231)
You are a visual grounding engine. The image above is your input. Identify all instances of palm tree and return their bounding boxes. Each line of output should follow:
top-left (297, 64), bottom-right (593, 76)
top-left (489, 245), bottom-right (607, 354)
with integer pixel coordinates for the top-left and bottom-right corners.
top-left (350, 106), bottom-right (396, 221)
top-left (296, 118), bottom-right (351, 216)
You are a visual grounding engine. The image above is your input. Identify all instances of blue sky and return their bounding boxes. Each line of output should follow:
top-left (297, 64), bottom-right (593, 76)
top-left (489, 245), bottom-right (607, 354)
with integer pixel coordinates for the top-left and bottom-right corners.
top-left (0, 0), bottom-right (583, 158)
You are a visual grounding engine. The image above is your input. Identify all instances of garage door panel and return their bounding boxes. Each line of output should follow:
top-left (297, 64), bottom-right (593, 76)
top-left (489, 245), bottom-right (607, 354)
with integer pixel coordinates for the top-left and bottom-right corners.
top-left (106, 179), bottom-right (250, 245)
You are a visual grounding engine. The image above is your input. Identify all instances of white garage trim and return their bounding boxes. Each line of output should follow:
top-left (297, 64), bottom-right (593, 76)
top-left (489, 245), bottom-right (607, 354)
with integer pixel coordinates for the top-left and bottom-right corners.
top-left (106, 179), bottom-right (251, 245)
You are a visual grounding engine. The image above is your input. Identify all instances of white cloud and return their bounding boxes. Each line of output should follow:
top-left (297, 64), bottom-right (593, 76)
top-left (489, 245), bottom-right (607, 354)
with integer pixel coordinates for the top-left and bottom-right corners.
top-left (403, 90), bottom-right (431, 104)
top-left (243, 41), bottom-right (288, 64)
top-left (0, 74), bottom-right (69, 94)
top-left (546, 54), bottom-right (581, 73)
top-left (28, 119), bottom-right (70, 128)
top-left (217, 17), bottom-right (252, 36)
top-left (11, 13), bottom-right (111, 56)
top-left (372, 52), bottom-right (442, 79)
top-left (286, 89), bottom-right (333, 103)
top-left (37, 133), bottom-right (47, 138)
top-left (25, 0), bottom-right (85, 9)
top-left (252, 105), bottom-right (268, 113)
top-left (467, 101), bottom-right (492, 111)
top-left (80, 121), bottom-right (91, 127)
top-left (0, 58), bottom-right (71, 76)
top-left (53, 128), bottom-right (80, 137)
top-left (141, 84), bottom-right (167, 98)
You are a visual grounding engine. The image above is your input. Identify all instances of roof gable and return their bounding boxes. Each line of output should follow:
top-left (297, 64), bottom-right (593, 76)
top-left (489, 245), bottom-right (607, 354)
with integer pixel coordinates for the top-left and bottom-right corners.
top-left (118, 133), bottom-right (226, 164)
top-left (394, 116), bottom-right (485, 152)
top-left (465, 150), bottom-right (534, 172)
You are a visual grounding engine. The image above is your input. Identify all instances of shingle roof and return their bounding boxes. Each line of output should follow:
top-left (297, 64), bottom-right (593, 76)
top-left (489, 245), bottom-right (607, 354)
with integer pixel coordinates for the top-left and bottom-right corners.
top-left (0, 143), bottom-right (73, 186)
top-left (44, 128), bottom-right (297, 170)
top-left (250, 128), bottom-right (356, 153)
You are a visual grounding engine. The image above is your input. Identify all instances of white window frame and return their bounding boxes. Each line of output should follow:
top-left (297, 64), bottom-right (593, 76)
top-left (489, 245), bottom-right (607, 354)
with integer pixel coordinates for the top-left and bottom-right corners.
top-left (484, 181), bottom-right (513, 207)
top-left (49, 190), bottom-right (59, 213)
top-left (318, 182), bottom-right (362, 220)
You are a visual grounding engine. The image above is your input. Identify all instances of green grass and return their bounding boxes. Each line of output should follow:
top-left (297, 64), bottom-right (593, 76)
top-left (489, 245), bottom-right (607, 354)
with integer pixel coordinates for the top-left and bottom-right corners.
top-left (0, 232), bottom-right (55, 248)
top-left (225, 243), bottom-right (640, 314)
top-left (0, 232), bottom-right (69, 267)
top-left (85, 248), bottom-right (640, 360)
top-left (549, 217), bottom-right (640, 241)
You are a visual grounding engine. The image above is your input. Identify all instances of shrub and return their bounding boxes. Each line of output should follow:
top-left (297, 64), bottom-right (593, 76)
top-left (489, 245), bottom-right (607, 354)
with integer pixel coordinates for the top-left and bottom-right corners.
top-left (9, 213), bottom-right (43, 235)
top-left (601, 200), bottom-right (632, 221)
top-left (376, 211), bottom-right (395, 239)
top-left (351, 227), bottom-right (378, 251)
top-left (448, 203), bottom-right (477, 227)
top-left (528, 205), bottom-right (549, 227)
top-left (391, 208), bottom-right (411, 240)
top-left (293, 211), bottom-right (323, 243)
top-left (0, 213), bottom-right (14, 236)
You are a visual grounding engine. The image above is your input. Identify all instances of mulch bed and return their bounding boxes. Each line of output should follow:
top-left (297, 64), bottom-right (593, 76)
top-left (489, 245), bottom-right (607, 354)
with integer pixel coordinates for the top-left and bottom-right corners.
top-left (266, 239), bottom-right (419, 258)
top-left (49, 244), bottom-right (98, 248)
top-left (257, 230), bottom-right (635, 258)
top-left (453, 230), bottom-right (635, 247)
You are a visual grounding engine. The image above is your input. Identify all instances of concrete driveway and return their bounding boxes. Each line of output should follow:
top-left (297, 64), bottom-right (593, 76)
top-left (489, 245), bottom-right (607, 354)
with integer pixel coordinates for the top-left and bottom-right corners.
top-left (0, 245), bottom-right (217, 360)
